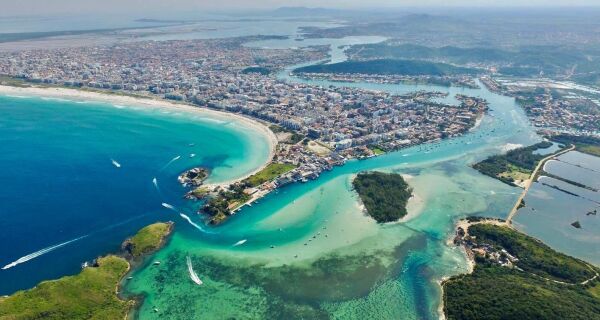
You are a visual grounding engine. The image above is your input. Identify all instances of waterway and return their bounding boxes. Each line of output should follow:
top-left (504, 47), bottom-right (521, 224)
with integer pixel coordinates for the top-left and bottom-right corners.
top-left (1, 18), bottom-right (593, 320)
top-left (122, 40), bottom-right (543, 319)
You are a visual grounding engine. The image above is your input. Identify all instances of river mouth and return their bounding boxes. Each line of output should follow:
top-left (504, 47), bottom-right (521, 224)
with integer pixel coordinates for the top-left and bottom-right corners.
top-left (0, 19), bottom-right (544, 319)
top-left (120, 29), bottom-right (545, 319)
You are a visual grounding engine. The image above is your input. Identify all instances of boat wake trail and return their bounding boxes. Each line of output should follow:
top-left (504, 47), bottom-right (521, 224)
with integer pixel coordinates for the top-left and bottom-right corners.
top-left (179, 213), bottom-right (213, 233)
top-left (2, 235), bottom-right (88, 270)
top-left (186, 256), bottom-right (203, 285)
top-left (160, 155), bottom-right (181, 171)
top-left (152, 177), bottom-right (160, 193)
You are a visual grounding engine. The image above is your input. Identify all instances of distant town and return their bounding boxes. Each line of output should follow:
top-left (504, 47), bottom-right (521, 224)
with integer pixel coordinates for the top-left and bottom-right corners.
top-left (0, 36), bottom-right (491, 222)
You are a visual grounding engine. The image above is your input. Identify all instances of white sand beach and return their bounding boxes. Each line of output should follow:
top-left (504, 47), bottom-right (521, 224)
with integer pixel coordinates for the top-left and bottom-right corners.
top-left (0, 85), bottom-right (278, 186)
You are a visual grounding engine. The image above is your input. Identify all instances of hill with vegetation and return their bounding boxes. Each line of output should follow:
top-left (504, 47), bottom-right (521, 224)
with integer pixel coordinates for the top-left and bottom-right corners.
top-left (0, 222), bottom-right (173, 320)
top-left (444, 223), bottom-right (600, 320)
top-left (294, 59), bottom-right (479, 76)
top-left (352, 171), bottom-right (413, 223)
top-left (122, 222), bottom-right (174, 259)
top-left (345, 43), bottom-right (600, 80)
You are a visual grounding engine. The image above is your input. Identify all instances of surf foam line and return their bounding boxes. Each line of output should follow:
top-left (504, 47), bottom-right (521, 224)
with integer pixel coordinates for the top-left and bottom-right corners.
top-left (2, 235), bottom-right (89, 270)
top-left (186, 256), bottom-right (203, 285)
top-left (160, 155), bottom-right (181, 171)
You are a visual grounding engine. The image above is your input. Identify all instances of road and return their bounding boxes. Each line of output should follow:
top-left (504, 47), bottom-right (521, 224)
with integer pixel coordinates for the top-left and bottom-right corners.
top-left (506, 144), bottom-right (575, 224)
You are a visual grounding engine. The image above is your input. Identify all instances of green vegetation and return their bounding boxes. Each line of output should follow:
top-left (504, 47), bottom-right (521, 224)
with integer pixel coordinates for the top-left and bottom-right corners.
top-left (190, 186), bottom-right (210, 198)
top-left (294, 59), bottom-right (479, 76)
top-left (243, 163), bottom-right (296, 187)
top-left (345, 43), bottom-right (600, 79)
top-left (444, 265), bottom-right (600, 320)
top-left (473, 141), bottom-right (553, 186)
top-left (203, 184), bottom-right (252, 223)
top-left (287, 132), bottom-right (305, 144)
top-left (122, 222), bottom-right (173, 259)
top-left (0, 222), bottom-right (173, 319)
top-left (269, 125), bottom-right (304, 144)
top-left (204, 163), bottom-right (295, 223)
top-left (0, 76), bottom-right (31, 88)
top-left (268, 125), bottom-right (287, 133)
top-left (352, 171), bottom-right (413, 223)
top-left (0, 256), bottom-right (133, 320)
top-left (589, 283), bottom-right (600, 298)
top-left (444, 224), bottom-right (600, 320)
top-left (578, 144), bottom-right (600, 157)
top-left (550, 134), bottom-right (600, 157)
top-left (370, 146), bottom-right (386, 155)
top-left (469, 224), bottom-right (595, 283)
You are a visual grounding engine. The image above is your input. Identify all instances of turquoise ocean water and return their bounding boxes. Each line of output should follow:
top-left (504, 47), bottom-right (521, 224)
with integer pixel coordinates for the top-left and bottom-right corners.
top-left (0, 95), bottom-right (270, 294)
top-left (1, 21), bottom-right (597, 319)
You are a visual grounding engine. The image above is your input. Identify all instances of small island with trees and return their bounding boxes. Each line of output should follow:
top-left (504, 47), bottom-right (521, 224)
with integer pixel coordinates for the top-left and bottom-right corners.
top-left (352, 171), bottom-right (413, 223)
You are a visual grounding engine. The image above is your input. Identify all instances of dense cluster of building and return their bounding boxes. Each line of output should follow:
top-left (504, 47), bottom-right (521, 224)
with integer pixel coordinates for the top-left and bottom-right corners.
top-left (481, 77), bottom-right (600, 136)
top-left (0, 36), bottom-right (490, 221)
top-left (295, 72), bottom-right (479, 89)
top-left (0, 36), bottom-right (488, 157)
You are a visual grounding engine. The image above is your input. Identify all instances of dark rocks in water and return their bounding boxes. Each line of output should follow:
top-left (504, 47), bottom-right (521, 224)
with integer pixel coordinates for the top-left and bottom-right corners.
top-left (586, 209), bottom-right (597, 216)
top-left (571, 221), bottom-right (582, 229)
top-left (178, 167), bottom-right (209, 187)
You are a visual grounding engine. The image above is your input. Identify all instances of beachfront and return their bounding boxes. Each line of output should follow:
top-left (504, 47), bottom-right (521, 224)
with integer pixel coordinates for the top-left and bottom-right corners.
top-left (0, 85), bottom-right (278, 187)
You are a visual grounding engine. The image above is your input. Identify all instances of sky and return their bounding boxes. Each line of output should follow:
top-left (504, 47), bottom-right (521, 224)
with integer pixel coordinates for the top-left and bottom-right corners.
top-left (2, 0), bottom-right (600, 17)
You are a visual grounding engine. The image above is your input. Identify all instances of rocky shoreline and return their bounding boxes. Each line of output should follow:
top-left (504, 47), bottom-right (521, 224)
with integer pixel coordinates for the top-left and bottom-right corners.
top-left (178, 167), bottom-right (209, 188)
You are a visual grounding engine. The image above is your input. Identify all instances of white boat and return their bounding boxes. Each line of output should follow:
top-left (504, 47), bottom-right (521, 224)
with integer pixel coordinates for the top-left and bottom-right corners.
top-left (233, 239), bottom-right (247, 246)
top-left (111, 159), bottom-right (121, 168)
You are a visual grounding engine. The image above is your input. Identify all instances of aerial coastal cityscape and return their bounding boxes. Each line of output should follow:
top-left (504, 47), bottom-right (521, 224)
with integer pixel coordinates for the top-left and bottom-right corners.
top-left (0, 2), bottom-right (600, 320)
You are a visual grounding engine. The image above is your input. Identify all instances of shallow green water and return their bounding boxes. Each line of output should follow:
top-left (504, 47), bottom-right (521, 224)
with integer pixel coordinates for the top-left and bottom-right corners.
top-left (123, 75), bottom-right (543, 319)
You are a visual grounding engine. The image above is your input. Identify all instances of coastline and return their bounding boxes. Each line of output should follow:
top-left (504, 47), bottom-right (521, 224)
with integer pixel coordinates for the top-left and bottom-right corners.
top-left (438, 217), bottom-right (508, 319)
top-left (0, 85), bottom-right (278, 186)
top-left (398, 174), bottom-right (425, 223)
top-left (0, 221), bottom-right (174, 319)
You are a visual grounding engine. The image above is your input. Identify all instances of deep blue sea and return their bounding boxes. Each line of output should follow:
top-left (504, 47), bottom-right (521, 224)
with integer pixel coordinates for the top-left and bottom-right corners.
top-left (0, 95), bottom-right (270, 294)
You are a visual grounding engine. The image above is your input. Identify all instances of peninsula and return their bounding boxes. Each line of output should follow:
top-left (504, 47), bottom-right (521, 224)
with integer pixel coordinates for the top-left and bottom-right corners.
top-left (0, 222), bottom-right (173, 319)
top-left (443, 220), bottom-right (600, 320)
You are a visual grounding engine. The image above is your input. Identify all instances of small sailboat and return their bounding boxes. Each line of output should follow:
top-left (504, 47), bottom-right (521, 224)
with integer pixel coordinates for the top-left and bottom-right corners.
top-left (190, 153), bottom-right (196, 158)
top-left (111, 159), bottom-right (121, 168)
